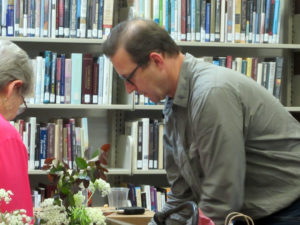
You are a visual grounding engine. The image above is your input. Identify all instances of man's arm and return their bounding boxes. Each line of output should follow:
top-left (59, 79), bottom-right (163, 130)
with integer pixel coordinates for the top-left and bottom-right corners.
top-left (192, 86), bottom-right (246, 225)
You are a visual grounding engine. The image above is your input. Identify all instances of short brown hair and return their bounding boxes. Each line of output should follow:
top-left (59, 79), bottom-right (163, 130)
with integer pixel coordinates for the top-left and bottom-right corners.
top-left (103, 19), bottom-right (180, 67)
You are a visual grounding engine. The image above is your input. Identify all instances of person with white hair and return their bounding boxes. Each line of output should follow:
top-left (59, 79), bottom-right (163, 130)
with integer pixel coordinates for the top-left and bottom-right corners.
top-left (0, 40), bottom-right (34, 218)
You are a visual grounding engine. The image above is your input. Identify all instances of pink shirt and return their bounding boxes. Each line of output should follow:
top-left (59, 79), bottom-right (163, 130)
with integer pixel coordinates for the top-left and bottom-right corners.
top-left (0, 113), bottom-right (33, 217)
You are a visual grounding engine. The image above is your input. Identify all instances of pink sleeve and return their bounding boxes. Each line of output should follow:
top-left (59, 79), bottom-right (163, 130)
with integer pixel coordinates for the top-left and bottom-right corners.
top-left (0, 136), bottom-right (33, 218)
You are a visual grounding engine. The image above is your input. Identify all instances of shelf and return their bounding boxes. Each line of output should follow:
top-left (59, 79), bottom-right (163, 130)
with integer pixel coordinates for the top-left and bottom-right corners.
top-left (26, 104), bottom-right (133, 110)
top-left (133, 105), bottom-right (164, 110)
top-left (2, 36), bottom-right (300, 50)
top-left (285, 107), bottom-right (300, 112)
top-left (132, 169), bottom-right (166, 175)
top-left (29, 168), bottom-right (131, 175)
top-left (177, 42), bottom-right (300, 50)
top-left (0, 36), bottom-right (105, 44)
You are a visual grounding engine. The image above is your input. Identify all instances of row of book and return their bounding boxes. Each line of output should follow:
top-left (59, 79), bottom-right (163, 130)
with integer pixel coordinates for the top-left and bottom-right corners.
top-left (129, 0), bottom-right (282, 43)
top-left (127, 183), bottom-right (170, 212)
top-left (0, 0), bottom-right (114, 38)
top-left (125, 118), bottom-right (165, 171)
top-left (26, 52), bottom-right (113, 105)
top-left (10, 117), bottom-right (89, 170)
top-left (199, 56), bottom-right (283, 99)
top-left (134, 92), bottom-right (165, 106)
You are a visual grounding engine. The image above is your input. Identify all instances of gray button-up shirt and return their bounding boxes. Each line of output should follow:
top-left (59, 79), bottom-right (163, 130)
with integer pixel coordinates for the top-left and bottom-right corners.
top-left (157, 53), bottom-right (300, 225)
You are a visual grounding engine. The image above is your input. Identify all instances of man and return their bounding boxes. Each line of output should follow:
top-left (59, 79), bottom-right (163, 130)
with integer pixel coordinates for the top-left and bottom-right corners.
top-left (103, 19), bottom-right (300, 225)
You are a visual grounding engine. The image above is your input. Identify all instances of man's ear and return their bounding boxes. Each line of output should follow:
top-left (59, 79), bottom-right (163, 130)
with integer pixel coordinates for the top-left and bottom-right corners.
top-left (149, 52), bottom-right (164, 67)
top-left (5, 80), bottom-right (23, 99)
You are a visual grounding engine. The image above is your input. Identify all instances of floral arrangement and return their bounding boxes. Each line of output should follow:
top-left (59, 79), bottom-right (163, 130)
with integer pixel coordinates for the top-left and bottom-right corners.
top-left (0, 189), bottom-right (32, 225)
top-left (34, 144), bottom-right (111, 225)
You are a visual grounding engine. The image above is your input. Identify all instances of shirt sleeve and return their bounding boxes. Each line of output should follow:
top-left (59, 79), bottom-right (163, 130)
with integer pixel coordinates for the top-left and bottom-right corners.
top-left (0, 135), bottom-right (34, 217)
top-left (192, 86), bottom-right (246, 225)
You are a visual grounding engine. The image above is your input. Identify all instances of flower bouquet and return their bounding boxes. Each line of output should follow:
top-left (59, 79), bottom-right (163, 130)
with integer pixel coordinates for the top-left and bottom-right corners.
top-left (0, 189), bottom-right (32, 225)
top-left (35, 144), bottom-right (111, 225)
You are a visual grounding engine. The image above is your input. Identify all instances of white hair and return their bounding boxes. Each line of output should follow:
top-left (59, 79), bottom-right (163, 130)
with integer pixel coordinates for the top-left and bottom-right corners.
top-left (0, 40), bottom-right (34, 96)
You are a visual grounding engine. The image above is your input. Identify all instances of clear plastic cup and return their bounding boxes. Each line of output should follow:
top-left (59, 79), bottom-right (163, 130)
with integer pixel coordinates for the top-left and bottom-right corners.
top-left (107, 187), bottom-right (129, 208)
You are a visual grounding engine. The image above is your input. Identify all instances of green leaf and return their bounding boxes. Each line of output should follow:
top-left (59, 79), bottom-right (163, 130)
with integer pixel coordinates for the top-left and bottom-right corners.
top-left (91, 149), bottom-right (100, 158)
top-left (61, 186), bottom-right (70, 195)
top-left (75, 157), bottom-right (88, 169)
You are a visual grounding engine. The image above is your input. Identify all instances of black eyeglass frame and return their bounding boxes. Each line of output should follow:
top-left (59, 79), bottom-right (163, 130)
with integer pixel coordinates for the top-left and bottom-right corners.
top-left (22, 96), bottom-right (28, 110)
top-left (117, 65), bottom-right (139, 85)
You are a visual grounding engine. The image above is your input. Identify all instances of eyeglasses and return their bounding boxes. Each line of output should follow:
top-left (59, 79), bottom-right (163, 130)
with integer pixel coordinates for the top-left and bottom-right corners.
top-left (117, 65), bottom-right (139, 85)
top-left (17, 96), bottom-right (27, 116)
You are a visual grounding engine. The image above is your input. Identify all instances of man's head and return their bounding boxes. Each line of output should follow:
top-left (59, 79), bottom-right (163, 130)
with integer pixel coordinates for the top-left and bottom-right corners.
top-left (103, 18), bottom-right (180, 67)
top-left (103, 19), bottom-right (182, 102)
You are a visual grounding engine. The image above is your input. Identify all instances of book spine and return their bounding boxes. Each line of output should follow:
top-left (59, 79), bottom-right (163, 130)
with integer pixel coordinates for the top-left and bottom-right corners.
top-left (180, 0), bottom-right (186, 41)
top-left (273, 56), bottom-right (283, 99)
top-left (35, 0), bottom-right (41, 37)
top-left (97, 0), bottom-right (103, 38)
top-left (205, 2), bottom-right (210, 42)
top-left (210, 0), bottom-right (215, 42)
top-left (80, 0), bottom-right (87, 38)
top-left (92, 63), bottom-right (99, 104)
top-left (81, 54), bottom-right (93, 104)
top-left (50, 52), bottom-right (57, 103)
top-left (43, 50), bottom-right (52, 104)
top-left (71, 53), bottom-right (83, 104)
top-left (58, 0), bottom-right (64, 37)
top-left (64, 0), bottom-right (70, 37)
top-left (14, 0), bottom-right (20, 36)
top-left (215, 0), bottom-right (221, 42)
top-left (267, 0), bottom-right (274, 43)
top-left (195, 0), bottom-right (201, 41)
top-left (263, 0), bottom-right (271, 43)
top-left (6, 0), bottom-right (14, 36)
top-left (64, 58), bottom-right (72, 104)
top-left (190, 0), bottom-right (196, 41)
top-left (200, 0), bottom-right (206, 42)
top-left (69, 0), bottom-right (77, 37)
top-left (60, 54), bottom-right (66, 103)
top-left (86, 0), bottom-right (93, 38)
top-left (55, 57), bottom-right (61, 104)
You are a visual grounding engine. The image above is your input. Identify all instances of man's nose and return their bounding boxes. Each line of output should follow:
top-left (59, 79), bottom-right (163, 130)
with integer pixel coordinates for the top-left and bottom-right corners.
top-left (125, 82), bottom-right (136, 94)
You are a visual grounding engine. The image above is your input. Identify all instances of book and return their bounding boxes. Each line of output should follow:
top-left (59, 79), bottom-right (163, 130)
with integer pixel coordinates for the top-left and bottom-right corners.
top-left (71, 53), bottom-right (83, 104)
top-left (102, 0), bottom-right (114, 37)
top-left (81, 53), bottom-right (93, 104)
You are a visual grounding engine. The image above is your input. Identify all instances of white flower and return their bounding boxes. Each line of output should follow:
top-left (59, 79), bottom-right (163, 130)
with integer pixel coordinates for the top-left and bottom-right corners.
top-left (37, 198), bottom-right (69, 225)
top-left (86, 207), bottom-right (106, 225)
top-left (94, 179), bottom-right (111, 197)
top-left (88, 182), bottom-right (95, 194)
top-left (73, 192), bottom-right (85, 207)
top-left (0, 189), bottom-right (13, 204)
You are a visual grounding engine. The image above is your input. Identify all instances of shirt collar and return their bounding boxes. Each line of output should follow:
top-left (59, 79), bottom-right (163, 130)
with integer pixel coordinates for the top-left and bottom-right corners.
top-left (172, 53), bottom-right (193, 108)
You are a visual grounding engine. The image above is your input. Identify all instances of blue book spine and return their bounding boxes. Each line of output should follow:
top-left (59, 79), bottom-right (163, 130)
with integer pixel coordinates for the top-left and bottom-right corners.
top-left (50, 52), bottom-right (57, 103)
top-left (165, 0), bottom-right (169, 32)
top-left (190, 0), bottom-right (196, 40)
top-left (6, 1), bottom-right (14, 36)
top-left (60, 54), bottom-right (66, 103)
top-left (40, 0), bottom-right (45, 35)
top-left (213, 60), bottom-right (220, 66)
top-left (205, 2), bottom-right (211, 42)
top-left (44, 51), bottom-right (52, 104)
top-left (40, 127), bottom-right (48, 168)
top-left (170, 0), bottom-right (175, 39)
top-left (98, 0), bottom-right (103, 38)
top-left (76, 0), bottom-right (81, 37)
top-left (272, 0), bottom-right (279, 42)
top-left (263, 0), bottom-right (271, 42)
